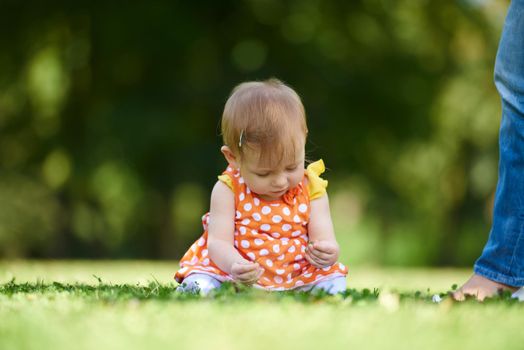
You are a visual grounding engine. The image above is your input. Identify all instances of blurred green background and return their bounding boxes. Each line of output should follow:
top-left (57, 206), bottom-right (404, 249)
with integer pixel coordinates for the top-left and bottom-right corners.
top-left (0, 0), bottom-right (509, 266)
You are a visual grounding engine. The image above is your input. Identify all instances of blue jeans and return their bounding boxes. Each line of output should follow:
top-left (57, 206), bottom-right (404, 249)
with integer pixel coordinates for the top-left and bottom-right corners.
top-left (474, 0), bottom-right (524, 287)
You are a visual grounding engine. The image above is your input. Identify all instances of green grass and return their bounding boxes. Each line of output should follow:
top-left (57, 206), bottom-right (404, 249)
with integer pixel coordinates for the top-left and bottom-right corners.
top-left (1, 261), bottom-right (523, 350)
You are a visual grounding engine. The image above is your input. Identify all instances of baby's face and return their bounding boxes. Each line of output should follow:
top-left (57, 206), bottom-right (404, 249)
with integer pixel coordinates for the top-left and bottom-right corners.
top-left (239, 146), bottom-right (305, 201)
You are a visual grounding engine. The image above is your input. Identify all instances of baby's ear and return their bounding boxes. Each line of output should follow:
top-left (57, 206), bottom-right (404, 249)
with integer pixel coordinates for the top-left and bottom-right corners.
top-left (221, 146), bottom-right (239, 168)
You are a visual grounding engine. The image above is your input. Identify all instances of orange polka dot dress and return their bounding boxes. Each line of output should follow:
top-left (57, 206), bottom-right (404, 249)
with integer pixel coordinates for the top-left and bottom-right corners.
top-left (175, 160), bottom-right (348, 291)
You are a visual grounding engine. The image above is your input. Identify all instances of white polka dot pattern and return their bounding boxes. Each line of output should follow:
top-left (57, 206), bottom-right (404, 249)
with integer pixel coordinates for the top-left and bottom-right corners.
top-left (260, 224), bottom-right (271, 232)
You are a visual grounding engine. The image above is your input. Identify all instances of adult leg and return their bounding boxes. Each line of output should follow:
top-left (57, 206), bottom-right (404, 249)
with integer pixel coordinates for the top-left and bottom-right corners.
top-left (454, 0), bottom-right (524, 301)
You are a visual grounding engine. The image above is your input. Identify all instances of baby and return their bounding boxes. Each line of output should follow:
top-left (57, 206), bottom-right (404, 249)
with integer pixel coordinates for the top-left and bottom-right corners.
top-left (175, 78), bottom-right (348, 295)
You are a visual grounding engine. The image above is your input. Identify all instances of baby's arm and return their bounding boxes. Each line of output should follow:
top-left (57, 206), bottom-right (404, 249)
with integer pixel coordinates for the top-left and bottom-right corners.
top-left (306, 193), bottom-right (340, 268)
top-left (207, 181), bottom-right (263, 284)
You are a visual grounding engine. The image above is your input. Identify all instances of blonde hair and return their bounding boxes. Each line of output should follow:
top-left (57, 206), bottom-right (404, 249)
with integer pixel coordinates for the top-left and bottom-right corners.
top-left (221, 78), bottom-right (308, 166)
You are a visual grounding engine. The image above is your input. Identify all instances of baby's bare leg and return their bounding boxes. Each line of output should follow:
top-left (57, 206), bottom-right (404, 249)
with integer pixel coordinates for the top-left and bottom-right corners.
top-left (452, 274), bottom-right (518, 301)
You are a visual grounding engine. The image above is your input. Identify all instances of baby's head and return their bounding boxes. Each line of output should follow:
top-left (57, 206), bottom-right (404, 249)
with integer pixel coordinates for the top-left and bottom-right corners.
top-left (221, 78), bottom-right (308, 200)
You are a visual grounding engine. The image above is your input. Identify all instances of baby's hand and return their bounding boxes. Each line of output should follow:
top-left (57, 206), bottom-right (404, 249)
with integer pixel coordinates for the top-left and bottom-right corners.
top-left (231, 260), bottom-right (264, 285)
top-left (305, 240), bottom-right (339, 269)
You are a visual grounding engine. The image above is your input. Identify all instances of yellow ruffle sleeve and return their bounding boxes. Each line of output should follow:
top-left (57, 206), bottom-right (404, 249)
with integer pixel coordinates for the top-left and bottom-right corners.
top-left (218, 174), bottom-right (234, 191)
top-left (306, 159), bottom-right (328, 200)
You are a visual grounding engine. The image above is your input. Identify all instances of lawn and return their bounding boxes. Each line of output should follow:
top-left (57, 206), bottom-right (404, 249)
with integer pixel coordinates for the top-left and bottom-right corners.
top-left (1, 261), bottom-right (523, 350)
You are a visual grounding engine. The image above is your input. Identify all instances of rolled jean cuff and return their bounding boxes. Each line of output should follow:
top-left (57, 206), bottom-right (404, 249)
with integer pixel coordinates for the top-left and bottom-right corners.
top-left (474, 264), bottom-right (524, 288)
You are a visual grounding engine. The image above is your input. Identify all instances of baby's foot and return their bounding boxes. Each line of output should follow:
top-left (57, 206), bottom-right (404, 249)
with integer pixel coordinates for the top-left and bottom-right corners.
top-left (452, 274), bottom-right (518, 301)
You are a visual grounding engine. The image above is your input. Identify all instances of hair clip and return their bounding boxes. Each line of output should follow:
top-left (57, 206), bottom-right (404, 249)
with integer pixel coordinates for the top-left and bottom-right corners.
top-left (239, 129), bottom-right (244, 148)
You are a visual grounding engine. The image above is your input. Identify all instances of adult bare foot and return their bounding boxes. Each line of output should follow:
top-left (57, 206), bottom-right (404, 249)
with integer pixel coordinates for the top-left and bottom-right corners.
top-left (452, 274), bottom-right (518, 301)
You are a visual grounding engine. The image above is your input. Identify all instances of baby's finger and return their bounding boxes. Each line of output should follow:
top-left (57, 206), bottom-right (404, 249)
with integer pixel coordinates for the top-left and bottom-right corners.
top-left (307, 246), bottom-right (332, 261)
top-left (305, 251), bottom-right (327, 268)
top-left (233, 262), bottom-right (260, 274)
top-left (237, 277), bottom-right (257, 285)
top-left (304, 253), bottom-right (319, 268)
top-left (242, 267), bottom-right (264, 283)
top-left (236, 269), bottom-right (261, 283)
top-left (236, 269), bottom-right (259, 279)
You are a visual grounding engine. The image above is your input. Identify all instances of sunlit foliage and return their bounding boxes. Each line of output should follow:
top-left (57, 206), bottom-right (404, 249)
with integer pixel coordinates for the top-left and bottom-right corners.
top-left (0, 0), bottom-right (510, 265)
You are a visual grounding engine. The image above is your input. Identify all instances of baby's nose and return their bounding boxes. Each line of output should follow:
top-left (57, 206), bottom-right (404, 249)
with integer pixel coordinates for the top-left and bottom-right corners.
top-left (272, 174), bottom-right (287, 187)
